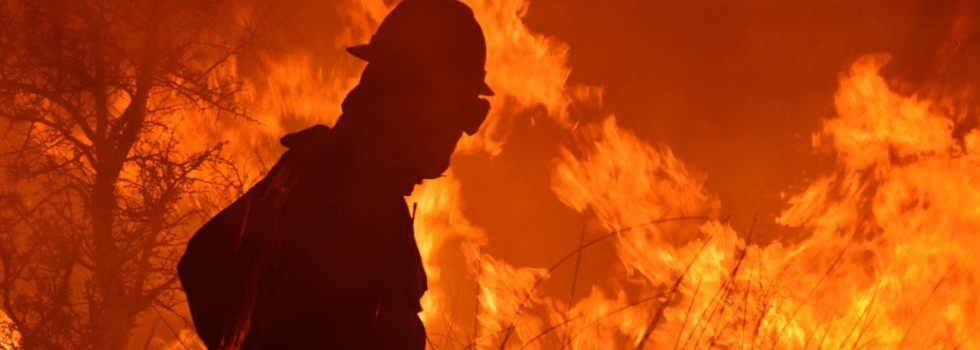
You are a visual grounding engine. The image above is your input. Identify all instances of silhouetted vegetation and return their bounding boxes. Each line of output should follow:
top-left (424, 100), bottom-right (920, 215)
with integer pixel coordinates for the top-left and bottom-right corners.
top-left (0, 0), bottom-right (263, 348)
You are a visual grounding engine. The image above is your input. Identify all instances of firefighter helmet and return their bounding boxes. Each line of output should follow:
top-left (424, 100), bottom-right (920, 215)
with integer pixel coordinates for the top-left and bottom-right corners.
top-left (346, 0), bottom-right (494, 96)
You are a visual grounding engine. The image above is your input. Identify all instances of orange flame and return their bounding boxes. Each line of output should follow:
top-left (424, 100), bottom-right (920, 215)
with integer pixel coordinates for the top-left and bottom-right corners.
top-left (0, 310), bottom-right (20, 350)
top-left (144, 1), bottom-right (979, 349)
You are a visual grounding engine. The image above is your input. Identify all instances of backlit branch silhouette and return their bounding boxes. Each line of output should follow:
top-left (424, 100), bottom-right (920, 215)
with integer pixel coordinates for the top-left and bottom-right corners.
top-left (0, 0), bottom-right (266, 348)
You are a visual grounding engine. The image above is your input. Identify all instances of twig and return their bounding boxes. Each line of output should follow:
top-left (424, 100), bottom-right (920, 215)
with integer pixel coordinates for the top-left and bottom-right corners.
top-left (635, 216), bottom-right (727, 349)
top-left (559, 225), bottom-right (587, 350)
top-left (498, 216), bottom-right (710, 348)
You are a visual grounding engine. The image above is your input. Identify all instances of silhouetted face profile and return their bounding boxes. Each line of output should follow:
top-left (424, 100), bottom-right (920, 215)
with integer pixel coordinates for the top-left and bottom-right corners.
top-left (340, 0), bottom-right (493, 181)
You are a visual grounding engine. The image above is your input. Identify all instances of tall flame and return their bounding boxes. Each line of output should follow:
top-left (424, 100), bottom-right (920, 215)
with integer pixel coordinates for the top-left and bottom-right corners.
top-left (140, 0), bottom-right (980, 349)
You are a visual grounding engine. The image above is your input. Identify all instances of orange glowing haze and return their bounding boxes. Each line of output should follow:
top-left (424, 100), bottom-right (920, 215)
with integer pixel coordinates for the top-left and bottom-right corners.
top-left (2, 0), bottom-right (979, 349)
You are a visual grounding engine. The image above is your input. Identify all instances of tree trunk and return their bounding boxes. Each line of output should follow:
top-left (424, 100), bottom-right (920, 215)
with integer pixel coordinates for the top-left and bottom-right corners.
top-left (88, 155), bottom-right (133, 350)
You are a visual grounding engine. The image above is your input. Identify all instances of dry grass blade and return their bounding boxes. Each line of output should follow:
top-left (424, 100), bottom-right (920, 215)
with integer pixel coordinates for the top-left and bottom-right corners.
top-left (634, 216), bottom-right (729, 350)
top-left (895, 273), bottom-right (948, 349)
top-left (768, 232), bottom-right (857, 350)
top-left (496, 216), bottom-right (710, 349)
top-left (559, 225), bottom-right (587, 350)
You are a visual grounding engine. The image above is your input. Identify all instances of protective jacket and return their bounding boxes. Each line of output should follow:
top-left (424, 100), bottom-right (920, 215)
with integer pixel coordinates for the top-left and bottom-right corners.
top-left (177, 122), bottom-right (428, 349)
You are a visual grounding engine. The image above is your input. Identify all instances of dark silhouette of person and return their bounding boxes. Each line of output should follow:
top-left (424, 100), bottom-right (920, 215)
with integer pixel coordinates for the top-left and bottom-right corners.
top-left (176, 0), bottom-right (493, 348)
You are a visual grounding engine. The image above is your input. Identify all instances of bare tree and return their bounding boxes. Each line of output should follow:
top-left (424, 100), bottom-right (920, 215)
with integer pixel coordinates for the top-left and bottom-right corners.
top-left (0, 0), bottom-right (262, 348)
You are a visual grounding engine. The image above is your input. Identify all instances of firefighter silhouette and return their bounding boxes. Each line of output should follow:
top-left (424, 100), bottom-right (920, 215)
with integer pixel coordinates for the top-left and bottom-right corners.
top-left (177, 0), bottom-right (493, 348)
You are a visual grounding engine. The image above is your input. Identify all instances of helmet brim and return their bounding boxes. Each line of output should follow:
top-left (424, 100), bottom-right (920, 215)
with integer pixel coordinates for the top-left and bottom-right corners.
top-left (346, 45), bottom-right (495, 96)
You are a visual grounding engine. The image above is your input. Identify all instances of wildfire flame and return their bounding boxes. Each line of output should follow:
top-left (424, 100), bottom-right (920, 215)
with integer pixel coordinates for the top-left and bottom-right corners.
top-left (114, 0), bottom-right (979, 349)
top-left (0, 311), bottom-right (20, 350)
